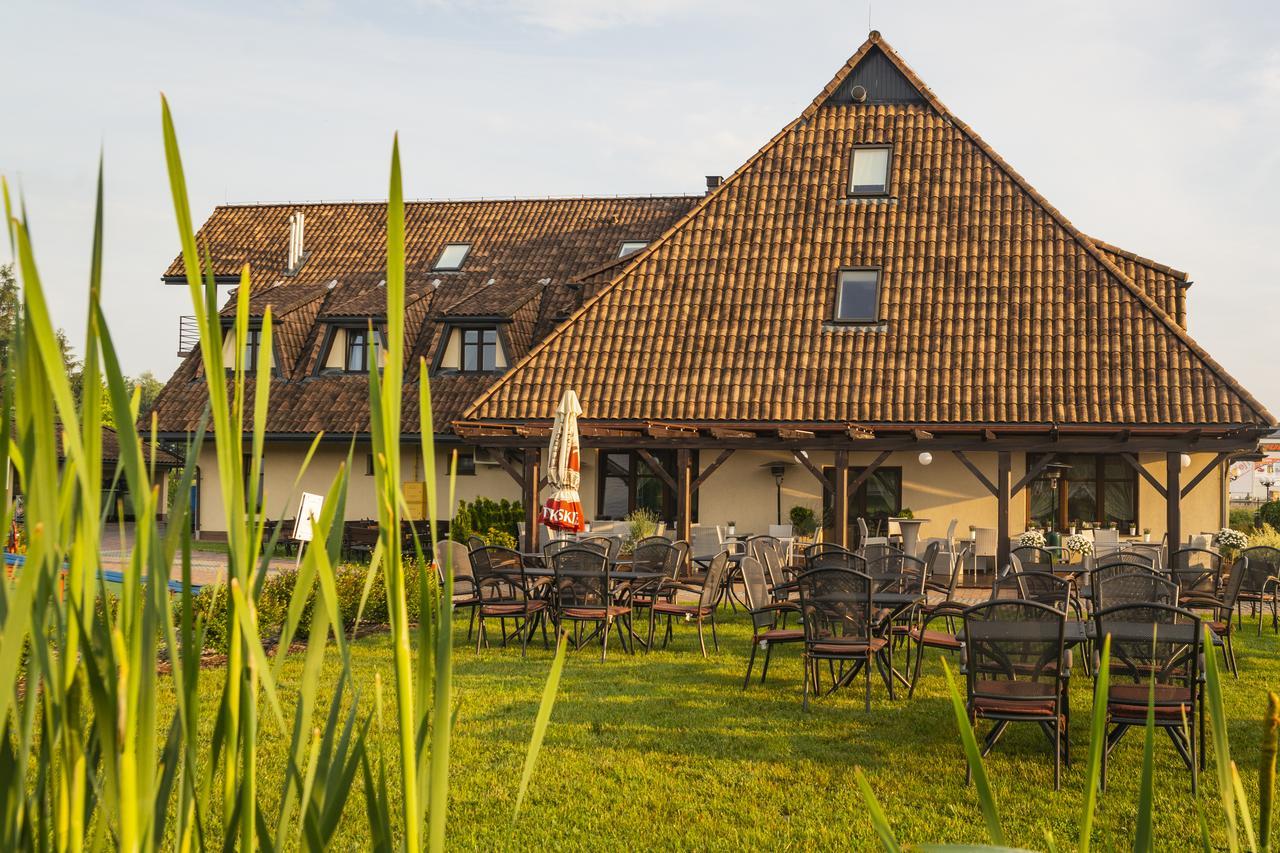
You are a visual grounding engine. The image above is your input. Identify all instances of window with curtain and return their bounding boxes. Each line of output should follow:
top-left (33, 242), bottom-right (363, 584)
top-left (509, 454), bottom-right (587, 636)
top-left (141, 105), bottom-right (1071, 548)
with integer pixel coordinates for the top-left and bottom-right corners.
top-left (1026, 454), bottom-right (1137, 529)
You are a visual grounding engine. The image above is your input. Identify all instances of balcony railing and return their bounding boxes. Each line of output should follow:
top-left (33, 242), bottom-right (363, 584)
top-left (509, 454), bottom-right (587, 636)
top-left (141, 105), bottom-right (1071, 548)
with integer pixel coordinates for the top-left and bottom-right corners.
top-left (177, 315), bottom-right (199, 357)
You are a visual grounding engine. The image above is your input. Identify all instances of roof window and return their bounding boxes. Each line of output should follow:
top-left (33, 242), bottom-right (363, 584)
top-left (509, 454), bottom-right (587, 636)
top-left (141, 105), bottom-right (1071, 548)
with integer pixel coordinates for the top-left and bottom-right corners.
top-left (434, 243), bottom-right (471, 271)
top-left (849, 146), bottom-right (891, 195)
top-left (835, 269), bottom-right (881, 323)
top-left (618, 241), bottom-right (648, 258)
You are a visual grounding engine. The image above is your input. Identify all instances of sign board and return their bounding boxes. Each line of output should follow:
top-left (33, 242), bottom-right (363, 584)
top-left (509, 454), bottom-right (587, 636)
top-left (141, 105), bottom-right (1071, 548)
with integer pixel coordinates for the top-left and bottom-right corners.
top-left (292, 492), bottom-right (325, 543)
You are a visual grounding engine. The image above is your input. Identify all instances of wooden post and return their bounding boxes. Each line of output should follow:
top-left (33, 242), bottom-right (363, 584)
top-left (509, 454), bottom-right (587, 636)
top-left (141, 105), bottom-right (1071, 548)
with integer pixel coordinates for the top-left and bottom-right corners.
top-left (1166, 451), bottom-right (1182, 553)
top-left (523, 447), bottom-right (540, 553)
top-left (996, 451), bottom-right (1011, 570)
top-left (675, 448), bottom-right (693, 542)
top-left (833, 450), bottom-right (850, 548)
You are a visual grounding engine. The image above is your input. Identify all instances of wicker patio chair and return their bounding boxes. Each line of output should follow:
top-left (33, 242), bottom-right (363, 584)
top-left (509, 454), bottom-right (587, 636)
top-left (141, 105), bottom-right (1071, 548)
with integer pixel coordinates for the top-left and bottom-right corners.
top-left (740, 555), bottom-right (803, 688)
top-left (550, 546), bottom-right (630, 661)
top-left (1093, 602), bottom-right (1203, 792)
top-left (469, 545), bottom-right (549, 656)
top-left (806, 549), bottom-right (867, 573)
top-left (1010, 546), bottom-right (1056, 573)
top-left (1091, 567), bottom-right (1178, 612)
top-left (961, 599), bottom-right (1072, 789)
top-left (796, 568), bottom-right (891, 711)
top-left (649, 550), bottom-right (729, 657)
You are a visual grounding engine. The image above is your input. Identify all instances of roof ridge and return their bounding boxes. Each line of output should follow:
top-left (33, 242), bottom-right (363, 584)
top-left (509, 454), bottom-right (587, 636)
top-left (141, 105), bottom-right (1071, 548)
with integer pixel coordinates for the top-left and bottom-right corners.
top-left (1090, 237), bottom-right (1190, 281)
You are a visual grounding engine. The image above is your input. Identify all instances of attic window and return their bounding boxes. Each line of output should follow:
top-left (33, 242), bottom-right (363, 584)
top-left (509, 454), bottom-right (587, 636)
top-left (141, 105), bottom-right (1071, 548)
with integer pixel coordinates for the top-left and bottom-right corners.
top-left (461, 328), bottom-right (499, 372)
top-left (835, 269), bottom-right (881, 323)
top-left (849, 145), bottom-right (891, 195)
top-left (433, 243), bottom-right (471, 271)
top-left (618, 241), bottom-right (648, 258)
top-left (345, 328), bottom-right (382, 372)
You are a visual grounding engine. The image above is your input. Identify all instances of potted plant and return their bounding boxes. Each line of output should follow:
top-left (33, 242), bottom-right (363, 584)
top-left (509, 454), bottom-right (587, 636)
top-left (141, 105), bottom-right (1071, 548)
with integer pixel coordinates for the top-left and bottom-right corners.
top-left (1142, 527), bottom-right (1151, 543)
top-left (898, 508), bottom-right (914, 520)
top-left (1214, 527), bottom-right (1249, 562)
top-left (1017, 529), bottom-right (1047, 549)
top-left (789, 505), bottom-right (818, 539)
top-left (727, 520), bottom-right (737, 537)
top-left (1063, 533), bottom-right (1094, 564)
top-left (1128, 522), bottom-right (1137, 536)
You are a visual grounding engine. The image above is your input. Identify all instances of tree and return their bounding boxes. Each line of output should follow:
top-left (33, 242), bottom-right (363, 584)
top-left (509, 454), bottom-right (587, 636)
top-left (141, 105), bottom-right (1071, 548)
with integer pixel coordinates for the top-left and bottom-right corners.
top-left (0, 263), bottom-right (18, 369)
top-left (131, 371), bottom-right (165, 416)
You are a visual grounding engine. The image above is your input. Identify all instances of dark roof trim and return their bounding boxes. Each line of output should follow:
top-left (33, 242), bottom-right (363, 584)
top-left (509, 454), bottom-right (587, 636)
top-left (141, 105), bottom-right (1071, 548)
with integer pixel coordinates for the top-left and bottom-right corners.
top-left (162, 274), bottom-right (241, 286)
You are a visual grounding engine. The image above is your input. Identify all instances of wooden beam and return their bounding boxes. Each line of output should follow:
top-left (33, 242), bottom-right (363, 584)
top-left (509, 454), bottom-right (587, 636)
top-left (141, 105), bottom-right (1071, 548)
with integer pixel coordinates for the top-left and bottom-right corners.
top-left (953, 450), bottom-right (998, 497)
top-left (675, 448), bottom-right (693, 542)
top-left (522, 448), bottom-right (540, 553)
top-left (778, 428), bottom-right (815, 440)
top-left (645, 422), bottom-right (699, 440)
top-left (708, 426), bottom-right (754, 439)
top-left (635, 448), bottom-right (677, 492)
top-left (832, 450), bottom-right (850, 548)
top-left (1182, 451), bottom-right (1231, 499)
top-left (1166, 451), bottom-right (1182, 551)
top-left (996, 451), bottom-right (1012, 570)
top-left (1120, 452), bottom-right (1167, 499)
top-left (792, 450), bottom-right (831, 490)
top-left (847, 450), bottom-right (893, 493)
top-left (513, 425), bottom-right (550, 439)
top-left (982, 429), bottom-right (997, 442)
top-left (1012, 452), bottom-right (1057, 496)
top-left (493, 450), bottom-right (524, 490)
top-left (579, 424), bottom-right (642, 438)
top-left (691, 449), bottom-right (735, 491)
top-left (912, 428), bottom-right (934, 441)
top-left (847, 425), bottom-right (876, 440)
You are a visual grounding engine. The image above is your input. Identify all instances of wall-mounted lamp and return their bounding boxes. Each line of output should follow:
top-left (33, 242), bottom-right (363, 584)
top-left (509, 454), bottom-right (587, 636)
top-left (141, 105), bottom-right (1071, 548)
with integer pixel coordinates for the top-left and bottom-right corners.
top-left (1180, 453), bottom-right (1192, 470)
top-left (917, 451), bottom-right (933, 466)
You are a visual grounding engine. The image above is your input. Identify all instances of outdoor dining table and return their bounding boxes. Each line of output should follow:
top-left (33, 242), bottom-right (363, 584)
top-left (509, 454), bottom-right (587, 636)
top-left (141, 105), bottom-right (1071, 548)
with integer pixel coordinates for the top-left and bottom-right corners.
top-left (889, 517), bottom-right (930, 559)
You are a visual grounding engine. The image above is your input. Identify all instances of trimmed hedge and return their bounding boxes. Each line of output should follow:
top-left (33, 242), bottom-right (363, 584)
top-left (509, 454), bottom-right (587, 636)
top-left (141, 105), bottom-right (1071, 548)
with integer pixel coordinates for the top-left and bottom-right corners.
top-left (1258, 501), bottom-right (1280, 531)
top-left (450, 497), bottom-right (522, 544)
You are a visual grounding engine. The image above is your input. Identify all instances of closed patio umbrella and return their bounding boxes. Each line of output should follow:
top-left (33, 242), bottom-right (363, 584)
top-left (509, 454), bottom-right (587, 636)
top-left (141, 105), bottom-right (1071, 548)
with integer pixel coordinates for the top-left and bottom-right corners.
top-left (539, 390), bottom-right (585, 533)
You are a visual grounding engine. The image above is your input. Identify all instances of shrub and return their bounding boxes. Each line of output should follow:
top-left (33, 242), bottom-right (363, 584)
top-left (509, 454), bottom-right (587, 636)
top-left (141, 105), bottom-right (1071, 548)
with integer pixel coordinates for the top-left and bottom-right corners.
top-left (621, 507), bottom-right (659, 553)
top-left (1258, 500), bottom-right (1280, 531)
top-left (1230, 507), bottom-right (1258, 531)
top-left (480, 526), bottom-right (516, 549)
top-left (451, 496), bottom-right (522, 543)
top-left (789, 505), bottom-right (818, 536)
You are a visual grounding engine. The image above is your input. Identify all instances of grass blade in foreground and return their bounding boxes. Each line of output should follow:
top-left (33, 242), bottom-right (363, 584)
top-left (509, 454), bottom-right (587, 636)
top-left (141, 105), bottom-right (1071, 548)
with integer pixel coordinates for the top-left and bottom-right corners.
top-left (941, 658), bottom-right (1006, 848)
top-left (1262, 692), bottom-right (1279, 852)
top-left (514, 631), bottom-right (569, 818)
top-left (854, 766), bottom-right (901, 853)
top-left (1078, 636), bottom-right (1111, 853)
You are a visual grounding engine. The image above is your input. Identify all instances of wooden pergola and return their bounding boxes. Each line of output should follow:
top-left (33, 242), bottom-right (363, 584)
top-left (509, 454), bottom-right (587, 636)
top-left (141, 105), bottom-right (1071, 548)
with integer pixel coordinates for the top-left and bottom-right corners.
top-left (454, 419), bottom-right (1268, 565)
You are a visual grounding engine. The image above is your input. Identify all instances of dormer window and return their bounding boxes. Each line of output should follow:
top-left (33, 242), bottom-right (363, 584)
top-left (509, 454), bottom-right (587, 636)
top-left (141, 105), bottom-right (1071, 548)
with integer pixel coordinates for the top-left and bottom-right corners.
top-left (433, 243), bottom-right (471, 271)
top-left (345, 328), bottom-right (382, 372)
top-left (618, 241), bottom-right (648, 257)
top-left (461, 328), bottom-right (498, 372)
top-left (319, 324), bottom-right (386, 374)
top-left (435, 325), bottom-right (507, 374)
top-left (835, 269), bottom-right (881, 323)
top-left (849, 145), bottom-right (891, 195)
top-left (221, 324), bottom-right (277, 374)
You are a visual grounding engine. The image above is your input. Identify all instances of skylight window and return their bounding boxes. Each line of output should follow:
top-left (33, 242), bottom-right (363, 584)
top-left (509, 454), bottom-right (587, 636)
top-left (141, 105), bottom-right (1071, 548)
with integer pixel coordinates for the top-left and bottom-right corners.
top-left (849, 146), bottom-right (891, 195)
top-left (618, 241), bottom-right (648, 258)
top-left (835, 269), bottom-right (880, 323)
top-left (433, 243), bottom-right (471, 271)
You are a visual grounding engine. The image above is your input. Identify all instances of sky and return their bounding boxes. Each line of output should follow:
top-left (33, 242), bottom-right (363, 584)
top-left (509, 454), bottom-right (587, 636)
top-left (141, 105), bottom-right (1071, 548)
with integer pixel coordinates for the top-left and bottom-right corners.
top-left (1, 0), bottom-right (1278, 415)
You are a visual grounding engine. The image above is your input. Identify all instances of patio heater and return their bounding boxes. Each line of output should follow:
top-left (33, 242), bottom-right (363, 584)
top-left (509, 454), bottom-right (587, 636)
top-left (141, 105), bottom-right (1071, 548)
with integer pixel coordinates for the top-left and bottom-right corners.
top-left (1041, 462), bottom-right (1073, 534)
top-left (761, 461), bottom-right (792, 525)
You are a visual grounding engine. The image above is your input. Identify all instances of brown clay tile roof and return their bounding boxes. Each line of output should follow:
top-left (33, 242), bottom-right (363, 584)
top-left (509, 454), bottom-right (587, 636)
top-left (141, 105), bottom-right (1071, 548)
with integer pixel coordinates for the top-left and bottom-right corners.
top-left (464, 33), bottom-right (1273, 429)
top-left (57, 426), bottom-right (183, 468)
top-left (152, 196), bottom-right (697, 435)
top-left (1091, 239), bottom-right (1189, 327)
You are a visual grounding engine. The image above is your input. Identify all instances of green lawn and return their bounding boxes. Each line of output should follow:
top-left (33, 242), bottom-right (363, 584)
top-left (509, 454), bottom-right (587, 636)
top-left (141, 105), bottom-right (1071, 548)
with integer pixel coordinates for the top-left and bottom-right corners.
top-left (164, 609), bottom-right (1280, 849)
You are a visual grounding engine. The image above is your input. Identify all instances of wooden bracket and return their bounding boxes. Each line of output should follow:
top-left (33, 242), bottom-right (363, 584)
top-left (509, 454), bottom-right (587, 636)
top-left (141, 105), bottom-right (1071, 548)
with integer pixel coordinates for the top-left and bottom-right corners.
top-left (1182, 452), bottom-right (1231, 499)
top-left (692, 449), bottom-right (735, 491)
top-left (1120, 452), bottom-right (1167, 499)
top-left (848, 451), bottom-right (893, 492)
top-left (1012, 452), bottom-right (1057, 496)
top-left (636, 448), bottom-right (677, 491)
top-left (953, 450), bottom-right (998, 497)
top-left (792, 450), bottom-right (831, 490)
top-left (493, 450), bottom-right (525, 489)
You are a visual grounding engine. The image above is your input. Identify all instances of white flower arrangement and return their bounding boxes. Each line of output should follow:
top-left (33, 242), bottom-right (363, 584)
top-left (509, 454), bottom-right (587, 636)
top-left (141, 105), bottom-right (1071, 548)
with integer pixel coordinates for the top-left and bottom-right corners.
top-left (1017, 530), bottom-right (1047, 549)
top-left (1214, 528), bottom-right (1249, 551)
top-left (1063, 534), bottom-right (1093, 557)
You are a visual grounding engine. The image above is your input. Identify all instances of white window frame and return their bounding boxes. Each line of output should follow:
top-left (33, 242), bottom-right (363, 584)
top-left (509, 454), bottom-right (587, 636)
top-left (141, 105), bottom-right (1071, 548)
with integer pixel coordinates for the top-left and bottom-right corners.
top-left (433, 243), bottom-right (471, 271)
top-left (848, 145), bottom-right (892, 196)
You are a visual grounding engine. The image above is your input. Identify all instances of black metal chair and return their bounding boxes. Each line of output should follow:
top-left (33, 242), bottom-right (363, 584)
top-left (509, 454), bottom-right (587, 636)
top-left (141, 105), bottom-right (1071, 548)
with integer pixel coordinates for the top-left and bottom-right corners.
top-left (992, 570), bottom-right (1075, 612)
top-left (961, 599), bottom-right (1072, 789)
top-left (1182, 556), bottom-right (1249, 677)
top-left (804, 542), bottom-right (855, 564)
top-left (470, 545), bottom-right (549, 656)
top-left (807, 549), bottom-right (868, 573)
top-left (1011, 545), bottom-right (1056, 573)
top-left (1093, 602), bottom-right (1203, 792)
top-left (649, 550), bottom-right (728, 656)
top-left (907, 599), bottom-right (966, 698)
top-left (1092, 568), bottom-right (1179, 612)
top-left (1170, 547), bottom-right (1225, 603)
top-left (796, 568), bottom-right (892, 711)
top-left (435, 539), bottom-right (479, 642)
top-left (739, 555), bottom-right (803, 688)
top-left (550, 546), bottom-right (631, 661)
top-left (1235, 547), bottom-right (1280, 633)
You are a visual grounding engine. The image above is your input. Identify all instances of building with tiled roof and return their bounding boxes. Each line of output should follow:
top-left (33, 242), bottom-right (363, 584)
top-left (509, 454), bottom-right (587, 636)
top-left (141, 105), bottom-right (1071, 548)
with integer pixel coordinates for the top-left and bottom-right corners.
top-left (155, 32), bottom-right (1273, 555)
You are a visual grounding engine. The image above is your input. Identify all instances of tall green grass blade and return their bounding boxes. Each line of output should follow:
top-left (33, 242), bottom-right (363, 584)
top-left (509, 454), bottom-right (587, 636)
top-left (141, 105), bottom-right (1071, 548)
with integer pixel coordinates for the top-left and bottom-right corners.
top-left (1079, 635), bottom-right (1110, 853)
top-left (1206, 624), bottom-right (1242, 852)
top-left (1262, 692), bottom-right (1279, 852)
top-left (854, 766), bottom-right (902, 852)
top-left (941, 657), bottom-right (1006, 847)
top-left (1234, 761), bottom-right (1260, 853)
top-left (514, 630), bottom-right (568, 819)
top-left (1133, 679), bottom-right (1157, 853)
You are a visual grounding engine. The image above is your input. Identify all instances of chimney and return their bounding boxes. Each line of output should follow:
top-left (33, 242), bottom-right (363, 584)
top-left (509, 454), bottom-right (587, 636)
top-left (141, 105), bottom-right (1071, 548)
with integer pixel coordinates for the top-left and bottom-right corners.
top-left (705, 175), bottom-right (723, 194)
top-left (286, 211), bottom-right (306, 274)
